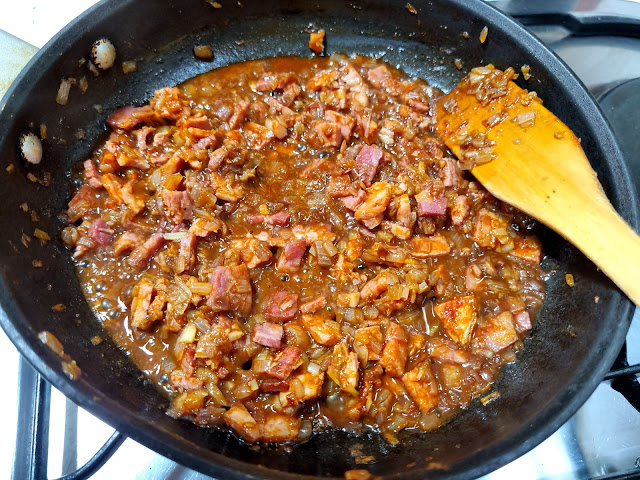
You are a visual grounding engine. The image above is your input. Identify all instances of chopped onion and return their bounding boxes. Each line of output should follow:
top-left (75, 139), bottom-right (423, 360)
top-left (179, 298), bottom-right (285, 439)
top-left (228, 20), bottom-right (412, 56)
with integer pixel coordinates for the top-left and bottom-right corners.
top-left (56, 77), bottom-right (76, 105)
top-left (177, 324), bottom-right (197, 343)
top-left (194, 45), bottom-right (214, 60)
top-left (122, 60), bottom-right (137, 74)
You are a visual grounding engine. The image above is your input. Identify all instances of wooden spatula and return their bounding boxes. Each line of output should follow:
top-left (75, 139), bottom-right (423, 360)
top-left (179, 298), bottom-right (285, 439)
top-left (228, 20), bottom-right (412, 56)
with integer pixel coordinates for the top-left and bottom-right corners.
top-left (435, 67), bottom-right (640, 307)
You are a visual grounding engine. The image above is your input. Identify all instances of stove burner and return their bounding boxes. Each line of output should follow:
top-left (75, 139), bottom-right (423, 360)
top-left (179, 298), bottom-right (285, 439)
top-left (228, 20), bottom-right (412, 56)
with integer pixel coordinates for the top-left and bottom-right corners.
top-left (598, 78), bottom-right (640, 197)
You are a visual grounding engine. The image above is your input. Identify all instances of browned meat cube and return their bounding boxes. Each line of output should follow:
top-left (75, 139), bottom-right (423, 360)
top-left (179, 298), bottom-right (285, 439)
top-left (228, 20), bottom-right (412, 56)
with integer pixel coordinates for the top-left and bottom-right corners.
top-left (473, 312), bottom-right (519, 353)
top-left (261, 414), bottom-right (301, 442)
top-left (509, 236), bottom-right (542, 263)
top-left (327, 343), bottom-right (359, 395)
top-left (267, 346), bottom-right (302, 380)
top-left (223, 404), bottom-right (261, 442)
top-left (409, 235), bottom-right (451, 258)
top-left (301, 314), bottom-right (341, 346)
top-left (379, 322), bottom-right (408, 377)
top-left (434, 295), bottom-right (478, 346)
top-left (263, 290), bottom-right (299, 322)
top-left (402, 361), bottom-right (439, 413)
top-left (353, 325), bottom-right (384, 365)
top-left (207, 265), bottom-right (253, 317)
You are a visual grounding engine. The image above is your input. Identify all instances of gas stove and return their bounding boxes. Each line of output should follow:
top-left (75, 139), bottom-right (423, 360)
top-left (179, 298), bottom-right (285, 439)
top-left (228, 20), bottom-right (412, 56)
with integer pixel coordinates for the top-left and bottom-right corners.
top-left (1, 1), bottom-right (640, 478)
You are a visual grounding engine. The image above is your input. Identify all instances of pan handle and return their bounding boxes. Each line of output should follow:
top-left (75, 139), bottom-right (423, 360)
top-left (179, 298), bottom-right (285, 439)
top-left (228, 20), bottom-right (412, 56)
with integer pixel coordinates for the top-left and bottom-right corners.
top-left (490, 0), bottom-right (640, 39)
top-left (12, 356), bottom-right (127, 480)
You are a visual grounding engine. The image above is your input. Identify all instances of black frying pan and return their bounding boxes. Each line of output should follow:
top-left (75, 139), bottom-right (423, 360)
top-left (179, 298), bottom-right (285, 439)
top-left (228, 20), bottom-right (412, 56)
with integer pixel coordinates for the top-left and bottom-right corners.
top-left (1, 0), bottom-right (637, 478)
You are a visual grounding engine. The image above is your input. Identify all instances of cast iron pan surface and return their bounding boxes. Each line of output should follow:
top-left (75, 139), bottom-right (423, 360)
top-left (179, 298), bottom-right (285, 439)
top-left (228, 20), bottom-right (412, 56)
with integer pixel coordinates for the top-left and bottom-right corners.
top-left (0, 0), bottom-right (637, 478)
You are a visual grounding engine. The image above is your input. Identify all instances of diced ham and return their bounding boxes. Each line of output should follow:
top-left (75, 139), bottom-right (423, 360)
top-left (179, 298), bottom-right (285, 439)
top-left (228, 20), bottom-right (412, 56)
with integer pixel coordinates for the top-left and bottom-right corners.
top-left (311, 120), bottom-right (343, 148)
top-left (366, 65), bottom-right (406, 96)
top-left (88, 218), bottom-right (113, 246)
top-left (127, 232), bottom-right (165, 269)
top-left (300, 295), bottom-right (327, 313)
top-left (301, 314), bottom-right (341, 346)
top-left (243, 122), bottom-right (274, 150)
top-left (162, 190), bottom-right (193, 224)
top-left (73, 236), bottom-right (96, 258)
top-left (189, 217), bottom-right (223, 237)
top-left (355, 145), bottom-right (383, 187)
top-left (182, 114), bottom-right (211, 130)
top-left (83, 160), bottom-right (103, 189)
top-left (223, 404), bottom-right (261, 442)
top-left (403, 90), bottom-right (431, 114)
top-left (113, 232), bottom-right (143, 255)
top-left (133, 126), bottom-right (155, 153)
top-left (473, 312), bottom-right (519, 354)
top-left (192, 134), bottom-right (217, 152)
top-left (341, 189), bottom-right (366, 211)
top-left (228, 101), bottom-right (250, 130)
top-left (67, 186), bottom-right (97, 222)
top-left (246, 210), bottom-right (290, 226)
top-left (280, 82), bottom-right (302, 106)
top-left (176, 231), bottom-right (197, 274)
top-left (402, 361), bottom-right (439, 413)
top-left (267, 346), bottom-right (302, 380)
top-left (513, 310), bottom-right (532, 333)
top-left (181, 344), bottom-right (197, 377)
top-left (353, 325), bottom-right (384, 365)
top-left (207, 265), bottom-right (253, 316)
top-left (291, 223), bottom-right (336, 245)
top-left (252, 323), bottom-right (284, 348)
top-left (153, 129), bottom-right (172, 147)
top-left (327, 343), bottom-right (359, 395)
top-left (106, 105), bottom-right (156, 130)
top-left (442, 157), bottom-right (461, 187)
top-left (261, 414), bottom-right (301, 443)
top-left (260, 378), bottom-right (290, 392)
top-left (169, 373), bottom-right (204, 391)
top-left (131, 279), bottom-right (154, 329)
top-left (451, 195), bottom-right (471, 226)
top-left (354, 182), bottom-right (392, 228)
top-left (509, 236), bottom-right (543, 263)
top-left (415, 189), bottom-right (447, 217)
top-left (151, 86), bottom-right (190, 121)
top-left (379, 322), bottom-right (408, 377)
top-left (409, 235), bottom-right (451, 258)
top-left (256, 73), bottom-right (298, 92)
top-left (276, 239), bottom-right (307, 273)
top-left (360, 269), bottom-right (399, 302)
top-left (465, 264), bottom-right (483, 292)
top-left (228, 238), bottom-right (273, 269)
top-left (120, 180), bottom-right (146, 214)
top-left (325, 110), bottom-right (355, 142)
top-left (263, 290), bottom-right (299, 322)
top-left (428, 337), bottom-right (473, 364)
top-left (434, 296), bottom-right (478, 346)
top-left (207, 147), bottom-right (228, 171)
top-left (328, 174), bottom-right (354, 197)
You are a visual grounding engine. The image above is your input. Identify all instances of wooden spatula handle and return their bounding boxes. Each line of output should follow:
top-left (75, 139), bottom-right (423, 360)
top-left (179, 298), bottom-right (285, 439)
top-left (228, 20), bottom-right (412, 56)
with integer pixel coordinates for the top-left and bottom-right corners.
top-left (562, 199), bottom-right (640, 307)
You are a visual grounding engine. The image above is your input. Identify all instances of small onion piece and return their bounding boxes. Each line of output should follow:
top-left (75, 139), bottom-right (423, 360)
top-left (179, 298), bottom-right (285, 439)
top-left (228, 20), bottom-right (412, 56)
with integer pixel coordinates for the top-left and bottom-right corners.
top-left (20, 132), bottom-right (43, 165)
top-left (194, 45), bottom-right (214, 61)
top-left (56, 77), bottom-right (76, 105)
top-left (91, 38), bottom-right (116, 70)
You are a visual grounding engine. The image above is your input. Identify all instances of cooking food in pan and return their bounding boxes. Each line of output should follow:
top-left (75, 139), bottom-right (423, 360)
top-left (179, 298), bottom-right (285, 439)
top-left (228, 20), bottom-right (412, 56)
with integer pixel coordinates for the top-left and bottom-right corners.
top-left (61, 54), bottom-right (545, 443)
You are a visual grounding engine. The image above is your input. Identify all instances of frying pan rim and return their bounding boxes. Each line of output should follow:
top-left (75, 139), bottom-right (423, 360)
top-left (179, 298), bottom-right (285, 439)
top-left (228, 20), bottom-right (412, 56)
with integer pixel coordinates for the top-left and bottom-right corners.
top-left (0, 0), bottom-right (638, 478)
